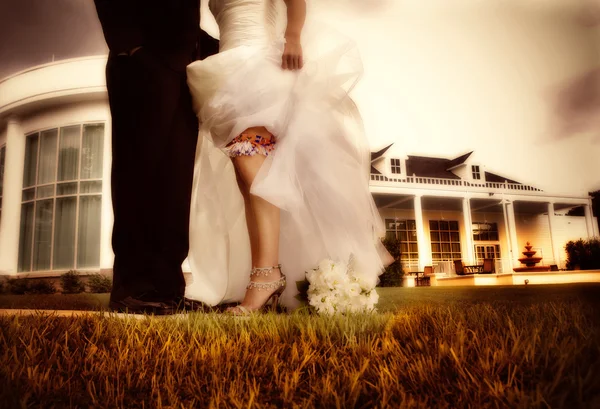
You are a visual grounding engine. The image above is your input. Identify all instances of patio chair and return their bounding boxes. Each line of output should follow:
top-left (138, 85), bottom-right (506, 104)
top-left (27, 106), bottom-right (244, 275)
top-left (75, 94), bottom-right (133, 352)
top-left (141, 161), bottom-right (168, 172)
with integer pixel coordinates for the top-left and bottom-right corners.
top-left (416, 265), bottom-right (433, 287)
top-left (480, 258), bottom-right (495, 274)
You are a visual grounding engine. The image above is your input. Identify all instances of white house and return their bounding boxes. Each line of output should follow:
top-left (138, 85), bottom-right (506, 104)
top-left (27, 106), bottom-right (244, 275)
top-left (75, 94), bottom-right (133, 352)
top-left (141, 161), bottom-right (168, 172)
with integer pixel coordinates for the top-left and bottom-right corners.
top-left (371, 144), bottom-right (599, 275)
top-left (0, 57), bottom-right (597, 278)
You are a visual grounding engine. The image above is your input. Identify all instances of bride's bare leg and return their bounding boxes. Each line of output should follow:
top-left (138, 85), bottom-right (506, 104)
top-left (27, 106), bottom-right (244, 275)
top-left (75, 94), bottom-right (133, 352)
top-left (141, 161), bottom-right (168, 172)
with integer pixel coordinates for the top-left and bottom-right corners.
top-left (235, 169), bottom-right (259, 263)
top-left (229, 126), bottom-right (282, 311)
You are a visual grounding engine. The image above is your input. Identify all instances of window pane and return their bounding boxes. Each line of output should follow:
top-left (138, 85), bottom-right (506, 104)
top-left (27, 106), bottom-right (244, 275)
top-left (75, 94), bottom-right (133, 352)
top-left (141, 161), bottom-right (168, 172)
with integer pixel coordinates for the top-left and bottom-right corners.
top-left (409, 243), bottom-right (418, 252)
top-left (18, 202), bottom-right (35, 272)
top-left (490, 232), bottom-right (499, 241)
top-left (441, 232), bottom-right (450, 242)
top-left (431, 243), bottom-right (440, 252)
top-left (81, 124), bottom-right (104, 179)
top-left (77, 195), bottom-right (102, 268)
top-left (399, 231), bottom-right (408, 241)
top-left (452, 243), bottom-right (461, 252)
top-left (23, 134), bottom-right (39, 188)
top-left (430, 232), bottom-right (440, 242)
top-left (57, 182), bottom-right (78, 196)
top-left (440, 221), bottom-right (449, 230)
top-left (385, 219), bottom-right (396, 230)
top-left (38, 129), bottom-right (58, 185)
top-left (80, 181), bottom-right (102, 194)
top-left (449, 221), bottom-right (459, 231)
top-left (442, 243), bottom-right (451, 252)
top-left (450, 232), bottom-right (460, 242)
top-left (429, 221), bottom-right (438, 230)
top-left (36, 185), bottom-right (55, 199)
top-left (58, 126), bottom-right (81, 181)
top-left (407, 220), bottom-right (416, 230)
top-left (33, 199), bottom-right (53, 271)
top-left (22, 188), bottom-right (35, 201)
top-left (53, 197), bottom-right (77, 269)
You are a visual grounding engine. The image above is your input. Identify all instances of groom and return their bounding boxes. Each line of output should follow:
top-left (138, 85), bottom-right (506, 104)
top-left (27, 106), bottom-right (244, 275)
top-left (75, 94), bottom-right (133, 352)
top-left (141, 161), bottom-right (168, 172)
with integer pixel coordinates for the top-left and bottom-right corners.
top-left (94, 0), bottom-right (218, 314)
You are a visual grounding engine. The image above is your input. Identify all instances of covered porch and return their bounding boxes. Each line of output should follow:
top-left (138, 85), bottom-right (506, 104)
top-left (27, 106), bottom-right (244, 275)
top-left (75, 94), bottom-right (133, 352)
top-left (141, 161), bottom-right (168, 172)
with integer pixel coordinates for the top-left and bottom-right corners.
top-left (372, 189), bottom-right (596, 278)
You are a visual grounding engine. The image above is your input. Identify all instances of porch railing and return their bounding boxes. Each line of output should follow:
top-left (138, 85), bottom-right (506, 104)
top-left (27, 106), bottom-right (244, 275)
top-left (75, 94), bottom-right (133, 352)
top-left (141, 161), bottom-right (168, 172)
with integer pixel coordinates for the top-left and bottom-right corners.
top-left (370, 174), bottom-right (542, 192)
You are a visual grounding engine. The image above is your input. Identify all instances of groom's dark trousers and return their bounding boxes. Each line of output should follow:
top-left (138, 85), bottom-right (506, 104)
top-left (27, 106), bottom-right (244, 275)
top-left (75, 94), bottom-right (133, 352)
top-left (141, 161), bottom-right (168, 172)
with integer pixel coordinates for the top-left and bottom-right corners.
top-left (94, 0), bottom-right (218, 303)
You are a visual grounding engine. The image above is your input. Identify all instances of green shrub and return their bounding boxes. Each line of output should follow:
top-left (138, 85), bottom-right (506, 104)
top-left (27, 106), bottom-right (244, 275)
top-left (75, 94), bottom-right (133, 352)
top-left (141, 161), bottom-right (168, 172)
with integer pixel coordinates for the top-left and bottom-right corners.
top-left (6, 278), bottom-right (30, 295)
top-left (60, 270), bottom-right (85, 294)
top-left (378, 237), bottom-right (404, 287)
top-left (565, 238), bottom-right (600, 270)
top-left (27, 280), bottom-right (57, 295)
top-left (87, 273), bottom-right (112, 293)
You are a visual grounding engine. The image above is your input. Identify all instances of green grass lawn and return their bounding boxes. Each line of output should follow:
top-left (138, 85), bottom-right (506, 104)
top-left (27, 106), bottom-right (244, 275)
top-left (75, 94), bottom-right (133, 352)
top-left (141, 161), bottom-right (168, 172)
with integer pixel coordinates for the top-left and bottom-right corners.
top-left (1, 284), bottom-right (600, 408)
top-left (2, 283), bottom-right (600, 312)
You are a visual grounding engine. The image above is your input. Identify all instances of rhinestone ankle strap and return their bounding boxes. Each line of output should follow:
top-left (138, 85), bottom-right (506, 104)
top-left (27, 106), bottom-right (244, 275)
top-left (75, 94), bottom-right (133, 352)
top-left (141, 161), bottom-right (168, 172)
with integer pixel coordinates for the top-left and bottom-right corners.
top-left (246, 276), bottom-right (286, 291)
top-left (250, 264), bottom-right (282, 277)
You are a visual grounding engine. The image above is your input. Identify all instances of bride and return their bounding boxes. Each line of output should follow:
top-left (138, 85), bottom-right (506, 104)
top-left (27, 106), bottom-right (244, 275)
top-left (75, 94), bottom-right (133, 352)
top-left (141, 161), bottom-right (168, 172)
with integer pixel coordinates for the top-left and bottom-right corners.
top-left (185, 0), bottom-right (390, 314)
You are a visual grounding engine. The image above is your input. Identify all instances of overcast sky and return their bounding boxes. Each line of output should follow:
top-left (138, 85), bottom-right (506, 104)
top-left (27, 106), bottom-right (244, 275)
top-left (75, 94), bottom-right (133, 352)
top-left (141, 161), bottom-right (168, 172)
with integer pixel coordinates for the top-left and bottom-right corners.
top-left (0, 0), bottom-right (106, 79)
top-left (1, 0), bottom-right (599, 196)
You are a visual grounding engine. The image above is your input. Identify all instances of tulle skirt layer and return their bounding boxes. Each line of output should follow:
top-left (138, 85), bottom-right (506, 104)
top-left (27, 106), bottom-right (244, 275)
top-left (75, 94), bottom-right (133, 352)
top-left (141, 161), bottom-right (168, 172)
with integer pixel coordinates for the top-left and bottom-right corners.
top-left (185, 23), bottom-right (389, 308)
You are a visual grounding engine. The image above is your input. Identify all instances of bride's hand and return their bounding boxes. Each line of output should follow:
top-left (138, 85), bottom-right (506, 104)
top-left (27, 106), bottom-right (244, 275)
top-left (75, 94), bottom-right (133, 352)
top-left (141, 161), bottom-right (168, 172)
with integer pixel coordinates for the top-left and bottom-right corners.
top-left (282, 38), bottom-right (303, 70)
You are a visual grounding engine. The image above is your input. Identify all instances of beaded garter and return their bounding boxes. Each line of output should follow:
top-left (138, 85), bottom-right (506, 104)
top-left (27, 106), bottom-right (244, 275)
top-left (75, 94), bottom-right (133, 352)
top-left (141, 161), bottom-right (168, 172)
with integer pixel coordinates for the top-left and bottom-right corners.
top-left (224, 132), bottom-right (276, 157)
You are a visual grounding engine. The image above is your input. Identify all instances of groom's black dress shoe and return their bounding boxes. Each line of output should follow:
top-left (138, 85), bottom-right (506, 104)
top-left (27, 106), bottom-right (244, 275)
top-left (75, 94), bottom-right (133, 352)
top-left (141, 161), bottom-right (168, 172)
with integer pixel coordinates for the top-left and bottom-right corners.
top-left (109, 292), bottom-right (176, 315)
top-left (170, 296), bottom-right (209, 313)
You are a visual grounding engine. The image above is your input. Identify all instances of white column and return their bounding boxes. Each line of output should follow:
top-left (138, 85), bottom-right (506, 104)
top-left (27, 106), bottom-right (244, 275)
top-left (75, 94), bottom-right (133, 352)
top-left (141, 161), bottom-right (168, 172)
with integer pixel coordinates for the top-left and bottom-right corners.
top-left (505, 200), bottom-right (520, 269)
top-left (99, 119), bottom-right (114, 273)
top-left (462, 197), bottom-right (475, 264)
top-left (584, 202), bottom-right (595, 238)
top-left (0, 117), bottom-right (25, 275)
top-left (501, 199), bottom-right (512, 272)
top-left (547, 202), bottom-right (561, 266)
top-left (414, 195), bottom-right (428, 271)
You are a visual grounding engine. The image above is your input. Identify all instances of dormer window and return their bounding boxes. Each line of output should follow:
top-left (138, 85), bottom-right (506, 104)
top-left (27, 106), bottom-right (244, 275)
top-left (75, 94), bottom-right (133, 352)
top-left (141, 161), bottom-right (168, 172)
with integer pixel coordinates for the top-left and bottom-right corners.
top-left (471, 165), bottom-right (481, 180)
top-left (391, 158), bottom-right (401, 174)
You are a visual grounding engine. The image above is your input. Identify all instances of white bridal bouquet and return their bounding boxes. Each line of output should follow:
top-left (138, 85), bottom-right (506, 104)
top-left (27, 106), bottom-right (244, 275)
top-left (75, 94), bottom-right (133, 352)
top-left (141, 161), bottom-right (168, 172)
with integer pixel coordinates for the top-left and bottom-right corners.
top-left (297, 257), bottom-right (379, 314)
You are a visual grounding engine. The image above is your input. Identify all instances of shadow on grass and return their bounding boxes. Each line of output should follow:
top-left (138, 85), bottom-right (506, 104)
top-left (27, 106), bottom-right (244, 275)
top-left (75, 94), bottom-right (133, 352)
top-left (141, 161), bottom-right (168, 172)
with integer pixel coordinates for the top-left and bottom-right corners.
top-left (2, 283), bottom-right (600, 315)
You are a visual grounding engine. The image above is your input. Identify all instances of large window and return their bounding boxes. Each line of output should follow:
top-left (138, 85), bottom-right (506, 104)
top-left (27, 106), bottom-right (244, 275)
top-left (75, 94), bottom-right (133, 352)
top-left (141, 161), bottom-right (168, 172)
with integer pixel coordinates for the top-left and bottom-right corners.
top-left (390, 158), bottom-right (401, 174)
top-left (0, 145), bottom-right (5, 222)
top-left (385, 219), bottom-right (419, 265)
top-left (472, 222), bottom-right (499, 241)
top-left (430, 220), bottom-right (461, 261)
top-left (18, 124), bottom-right (104, 272)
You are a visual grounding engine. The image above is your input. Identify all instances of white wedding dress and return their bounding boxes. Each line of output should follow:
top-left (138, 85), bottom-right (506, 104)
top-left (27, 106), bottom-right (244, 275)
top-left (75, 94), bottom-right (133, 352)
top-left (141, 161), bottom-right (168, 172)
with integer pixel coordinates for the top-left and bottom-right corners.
top-left (185, 0), bottom-right (389, 309)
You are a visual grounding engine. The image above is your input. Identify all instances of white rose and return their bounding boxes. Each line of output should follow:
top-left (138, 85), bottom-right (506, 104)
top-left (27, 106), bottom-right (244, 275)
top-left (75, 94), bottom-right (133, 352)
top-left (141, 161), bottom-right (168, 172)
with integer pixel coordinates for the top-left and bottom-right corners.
top-left (350, 270), bottom-right (377, 291)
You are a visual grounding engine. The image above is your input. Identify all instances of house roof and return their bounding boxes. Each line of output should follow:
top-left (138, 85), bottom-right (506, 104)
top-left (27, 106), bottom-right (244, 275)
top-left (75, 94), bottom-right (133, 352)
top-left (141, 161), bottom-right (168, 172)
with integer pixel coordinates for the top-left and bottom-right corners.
top-left (405, 155), bottom-right (462, 180)
top-left (371, 143), bottom-right (393, 162)
top-left (369, 144), bottom-right (531, 187)
top-left (446, 151), bottom-right (473, 170)
top-left (484, 171), bottom-right (521, 185)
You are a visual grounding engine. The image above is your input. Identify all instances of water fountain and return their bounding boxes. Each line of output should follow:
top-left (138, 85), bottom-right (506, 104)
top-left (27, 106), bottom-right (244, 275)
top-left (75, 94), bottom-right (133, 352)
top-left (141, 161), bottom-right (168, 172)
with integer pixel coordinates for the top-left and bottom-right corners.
top-left (513, 242), bottom-right (551, 272)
